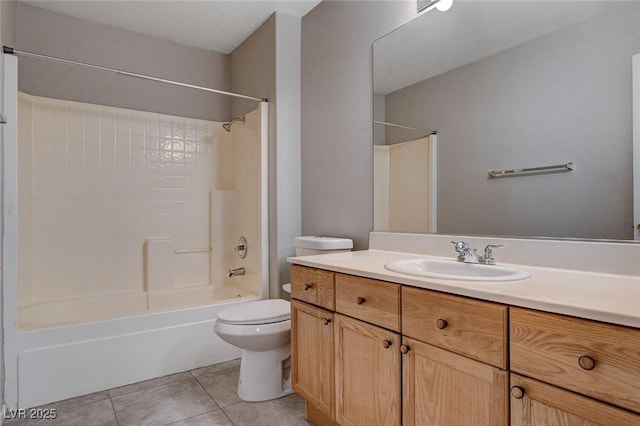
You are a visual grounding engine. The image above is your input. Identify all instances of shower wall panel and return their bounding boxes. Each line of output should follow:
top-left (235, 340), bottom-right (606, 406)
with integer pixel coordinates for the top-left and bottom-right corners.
top-left (227, 107), bottom-right (262, 294)
top-left (18, 93), bottom-right (223, 305)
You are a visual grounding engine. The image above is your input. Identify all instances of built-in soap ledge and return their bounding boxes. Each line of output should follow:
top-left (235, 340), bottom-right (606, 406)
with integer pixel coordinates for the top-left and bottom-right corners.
top-left (369, 232), bottom-right (640, 277)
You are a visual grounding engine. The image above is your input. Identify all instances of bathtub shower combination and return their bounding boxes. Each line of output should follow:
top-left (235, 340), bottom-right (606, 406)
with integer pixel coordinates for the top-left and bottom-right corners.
top-left (3, 54), bottom-right (269, 408)
top-left (17, 93), bottom-right (264, 329)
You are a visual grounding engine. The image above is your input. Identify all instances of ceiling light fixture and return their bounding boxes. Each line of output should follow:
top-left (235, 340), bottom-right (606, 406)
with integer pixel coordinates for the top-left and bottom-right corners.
top-left (417, 0), bottom-right (454, 14)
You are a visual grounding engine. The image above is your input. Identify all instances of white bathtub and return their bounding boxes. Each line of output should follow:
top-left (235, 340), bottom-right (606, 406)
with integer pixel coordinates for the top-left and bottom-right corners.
top-left (18, 284), bottom-right (256, 330)
top-left (14, 290), bottom-right (260, 408)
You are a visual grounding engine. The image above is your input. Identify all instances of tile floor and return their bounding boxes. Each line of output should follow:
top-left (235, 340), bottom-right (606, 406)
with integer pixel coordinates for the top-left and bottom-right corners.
top-left (6, 359), bottom-right (310, 426)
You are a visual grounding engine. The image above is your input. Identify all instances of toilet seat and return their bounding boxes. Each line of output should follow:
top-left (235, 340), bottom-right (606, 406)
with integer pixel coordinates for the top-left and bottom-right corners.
top-left (217, 299), bottom-right (290, 325)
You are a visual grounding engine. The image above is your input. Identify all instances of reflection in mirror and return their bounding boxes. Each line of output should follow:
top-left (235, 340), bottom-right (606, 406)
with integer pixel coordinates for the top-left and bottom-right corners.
top-left (373, 1), bottom-right (640, 240)
top-left (373, 121), bottom-right (437, 233)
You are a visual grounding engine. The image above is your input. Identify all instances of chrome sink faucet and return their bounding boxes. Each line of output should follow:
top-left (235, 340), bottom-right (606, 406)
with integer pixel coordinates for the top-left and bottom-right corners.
top-left (451, 241), bottom-right (503, 264)
top-left (451, 241), bottom-right (480, 263)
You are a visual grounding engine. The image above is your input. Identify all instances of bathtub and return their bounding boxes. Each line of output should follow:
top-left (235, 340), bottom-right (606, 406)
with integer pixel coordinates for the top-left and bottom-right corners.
top-left (18, 284), bottom-right (257, 330)
top-left (14, 289), bottom-right (260, 408)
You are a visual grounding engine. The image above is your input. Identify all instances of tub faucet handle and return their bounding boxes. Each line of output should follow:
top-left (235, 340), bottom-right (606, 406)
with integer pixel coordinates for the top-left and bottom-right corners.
top-left (234, 237), bottom-right (248, 259)
top-left (228, 267), bottom-right (246, 277)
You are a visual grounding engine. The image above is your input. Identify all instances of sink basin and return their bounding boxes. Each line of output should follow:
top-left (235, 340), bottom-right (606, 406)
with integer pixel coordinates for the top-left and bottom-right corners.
top-left (384, 258), bottom-right (530, 281)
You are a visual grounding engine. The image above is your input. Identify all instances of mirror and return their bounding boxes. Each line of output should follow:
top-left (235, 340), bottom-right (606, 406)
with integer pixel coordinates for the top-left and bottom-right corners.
top-left (373, 1), bottom-right (640, 241)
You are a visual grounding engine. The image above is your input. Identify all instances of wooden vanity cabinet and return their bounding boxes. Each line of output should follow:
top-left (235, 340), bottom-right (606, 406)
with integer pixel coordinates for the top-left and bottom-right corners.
top-left (402, 337), bottom-right (508, 426)
top-left (510, 307), bottom-right (640, 423)
top-left (291, 264), bottom-right (640, 425)
top-left (291, 300), bottom-right (335, 419)
top-left (334, 273), bottom-right (402, 425)
top-left (291, 264), bottom-right (336, 310)
top-left (510, 373), bottom-right (640, 425)
top-left (334, 314), bottom-right (401, 426)
top-left (401, 287), bottom-right (509, 426)
top-left (402, 286), bottom-right (508, 369)
top-left (335, 273), bottom-right (401, 332)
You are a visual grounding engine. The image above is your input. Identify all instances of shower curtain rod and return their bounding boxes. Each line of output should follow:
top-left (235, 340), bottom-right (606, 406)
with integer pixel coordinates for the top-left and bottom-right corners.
top-left (3, 46), bottom-right (268, 103)
top-left (374, 120), bottom-right (436, 135)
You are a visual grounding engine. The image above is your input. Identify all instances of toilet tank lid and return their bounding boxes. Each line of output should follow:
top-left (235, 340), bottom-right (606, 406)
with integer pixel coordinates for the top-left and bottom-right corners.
top-left (217, 299), bottom-right (291, 325)
top-left (295, 236), bottom-right (353, 250)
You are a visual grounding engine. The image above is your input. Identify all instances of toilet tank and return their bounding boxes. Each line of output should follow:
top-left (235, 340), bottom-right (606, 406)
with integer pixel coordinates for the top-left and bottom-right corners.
top-left (294, 236), bottom-right (353, 256)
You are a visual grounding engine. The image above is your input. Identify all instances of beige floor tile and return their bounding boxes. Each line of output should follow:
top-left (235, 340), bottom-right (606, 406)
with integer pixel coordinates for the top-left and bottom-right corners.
top-left (167, 409), bottom-right (234, 426)
top-left (193, 365), bottom-right (241, 408)
top-left (49, 391), bottom-right (111, 410)
top-left (190, 359), bottom-right (240, 378)
top-left (109, 372), bottom-right (193, 398)
top-left (7, 359), bottom-right (307, 426)
top-left (222, 394), bottom-right (309, 426)
top-left (6, 399), bottom-right (117, 426)
top-left (112, 376), bottom-right (218, 426)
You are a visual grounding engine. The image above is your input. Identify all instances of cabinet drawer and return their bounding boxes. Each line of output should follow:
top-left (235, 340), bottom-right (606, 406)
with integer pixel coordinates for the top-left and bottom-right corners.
top-left (510, 373), bottom-right (640, 426)
top-left (511, 307), bottom-right (640, 413)
top-left (290, 265), bottom-right (335, 310)
top-left (402, 287), bottom-right (508, 369)
top-left (335, 274), bottom-right (400, 332)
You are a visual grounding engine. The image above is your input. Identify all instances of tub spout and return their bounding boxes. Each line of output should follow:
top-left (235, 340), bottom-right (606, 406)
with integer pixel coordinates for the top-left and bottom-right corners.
top-left (228, 267), bottom-right (245, 277)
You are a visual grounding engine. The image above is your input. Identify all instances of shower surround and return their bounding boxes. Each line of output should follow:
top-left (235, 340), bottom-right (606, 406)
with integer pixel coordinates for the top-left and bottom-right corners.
top-left (17, 92), bottom-right (263, 328)
top-left (4, 53), bottom-right (268, 409)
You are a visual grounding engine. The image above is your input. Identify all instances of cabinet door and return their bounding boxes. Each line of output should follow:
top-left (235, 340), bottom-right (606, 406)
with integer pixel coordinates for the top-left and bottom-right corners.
top-left (511, 374), bottom-right (640, 425)
top-left (335, 314), bottom-right (401, 426)
top-left (291, 300), bottom-right (335, 419)
top-left (402, 337), bottom-right (508, 426)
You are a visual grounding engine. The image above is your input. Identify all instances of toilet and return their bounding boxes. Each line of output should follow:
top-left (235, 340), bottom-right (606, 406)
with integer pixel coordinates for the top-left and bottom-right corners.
top-left (213, 236), bottom-right (353, 402)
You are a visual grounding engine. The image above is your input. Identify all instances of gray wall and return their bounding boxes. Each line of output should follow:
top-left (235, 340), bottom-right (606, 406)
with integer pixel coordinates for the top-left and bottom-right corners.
top-left (16, 3), bottom-right (230, 121)
top-left (301, 1), bottom-right (415, 249)
top-left (230, 13), bottom-right (302, 297)
top-left (385, 5), bottom-right (640, 240)
top-left (0, 0), bottom-right (16, 410)
top-left (273, 13), bottom-right (302, 295)
top-left (230, 15), bottom-right (275, 119)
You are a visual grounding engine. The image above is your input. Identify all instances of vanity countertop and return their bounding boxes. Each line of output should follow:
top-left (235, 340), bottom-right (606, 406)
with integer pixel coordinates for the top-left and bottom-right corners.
top-left (287, 249), bottom-right (640, 328)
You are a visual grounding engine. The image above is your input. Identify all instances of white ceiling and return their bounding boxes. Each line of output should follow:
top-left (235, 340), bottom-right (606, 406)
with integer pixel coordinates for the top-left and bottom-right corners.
top-left (20, 0), bottom-right (322, 54)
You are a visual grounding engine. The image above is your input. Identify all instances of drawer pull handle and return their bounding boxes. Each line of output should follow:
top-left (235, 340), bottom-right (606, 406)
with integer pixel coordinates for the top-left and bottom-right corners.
top-left (323, 317), bottom-right (331, 325)
top-left (511, 386), bottom-right (525, 399)
top-left (400, 344), bottom-right (410, 354)
top-left (382, 339), bottom-right (392, 349)
top-left (356, 296), bottom-right (366, 305)
top-left (435, 319), bottom-right (448, 329)
top-left (304, 282), bottom-right (313, 291)
top-left (578, 355), bottom-right (596, 371)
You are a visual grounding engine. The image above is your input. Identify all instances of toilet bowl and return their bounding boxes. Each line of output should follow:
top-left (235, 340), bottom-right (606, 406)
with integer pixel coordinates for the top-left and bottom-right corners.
top-left (214, 236), bottom-right (353, 402)
top-left (214, 299), bottom-right (293, 402)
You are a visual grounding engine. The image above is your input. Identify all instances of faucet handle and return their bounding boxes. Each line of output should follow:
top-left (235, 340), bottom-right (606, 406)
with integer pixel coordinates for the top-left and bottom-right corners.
top-left (451, 240), bottom-right (476, 263)
top-left (450, 240), bottom-right (469, 253)
top-left (482, 244), bottom-right (503, 265)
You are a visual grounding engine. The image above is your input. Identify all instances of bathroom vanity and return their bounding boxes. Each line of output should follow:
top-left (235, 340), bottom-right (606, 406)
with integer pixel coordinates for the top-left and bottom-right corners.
top-left (288, 233), bottom-right (640, 425)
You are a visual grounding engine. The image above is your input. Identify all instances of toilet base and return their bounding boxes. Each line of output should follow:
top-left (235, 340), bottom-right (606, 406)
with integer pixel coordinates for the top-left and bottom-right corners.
top-left (237, 345), bottom-right (293, 402)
